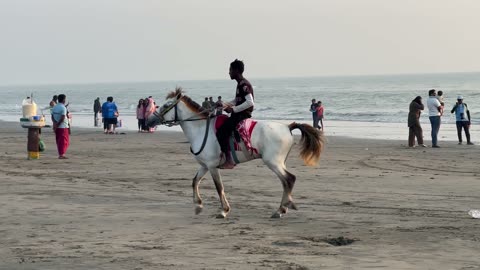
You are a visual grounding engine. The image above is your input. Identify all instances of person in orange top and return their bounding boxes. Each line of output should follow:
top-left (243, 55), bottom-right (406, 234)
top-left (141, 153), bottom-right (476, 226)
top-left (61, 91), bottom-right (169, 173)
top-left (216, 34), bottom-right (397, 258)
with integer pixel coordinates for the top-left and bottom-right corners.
top-left (315, 101), bottom-right (324, 130)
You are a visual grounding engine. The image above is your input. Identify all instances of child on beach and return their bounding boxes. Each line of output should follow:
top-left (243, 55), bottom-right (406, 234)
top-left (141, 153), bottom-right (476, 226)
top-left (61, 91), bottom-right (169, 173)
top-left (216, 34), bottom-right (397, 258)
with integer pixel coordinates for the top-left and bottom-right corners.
top-left (437, 90), bottom-right (445, 115)
top-left (136, 99), bottom-right (145, 132)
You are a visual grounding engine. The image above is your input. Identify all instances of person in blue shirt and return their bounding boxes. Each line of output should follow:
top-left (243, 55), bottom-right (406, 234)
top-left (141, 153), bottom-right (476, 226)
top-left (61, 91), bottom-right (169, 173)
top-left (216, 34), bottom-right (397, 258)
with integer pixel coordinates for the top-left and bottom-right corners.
top-left (101, 96), bottom-right (119, 134)
top-left (451, 95), bottom-right (473, 145)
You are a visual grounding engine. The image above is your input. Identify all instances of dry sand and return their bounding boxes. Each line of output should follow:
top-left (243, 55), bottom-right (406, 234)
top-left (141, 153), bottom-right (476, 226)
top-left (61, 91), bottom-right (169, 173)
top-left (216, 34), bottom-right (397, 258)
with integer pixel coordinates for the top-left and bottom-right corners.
top-left (1, 121), bottom-right (480, 270)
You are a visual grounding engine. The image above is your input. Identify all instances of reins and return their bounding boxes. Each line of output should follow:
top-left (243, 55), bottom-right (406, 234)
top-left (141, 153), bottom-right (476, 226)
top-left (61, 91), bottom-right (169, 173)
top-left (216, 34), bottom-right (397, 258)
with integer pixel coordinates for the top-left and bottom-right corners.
top-left (153, 96), bottom-right (214, 156)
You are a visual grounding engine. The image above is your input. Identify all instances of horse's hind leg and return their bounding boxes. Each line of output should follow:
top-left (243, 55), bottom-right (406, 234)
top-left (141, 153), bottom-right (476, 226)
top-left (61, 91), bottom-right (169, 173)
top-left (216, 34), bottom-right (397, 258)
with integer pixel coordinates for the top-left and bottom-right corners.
top-left (209, 167), bottom-right (231, 218)
top-left (192, 167), bottom-right (208, 214)
top-left (265, 162), bottom-right (297, 218)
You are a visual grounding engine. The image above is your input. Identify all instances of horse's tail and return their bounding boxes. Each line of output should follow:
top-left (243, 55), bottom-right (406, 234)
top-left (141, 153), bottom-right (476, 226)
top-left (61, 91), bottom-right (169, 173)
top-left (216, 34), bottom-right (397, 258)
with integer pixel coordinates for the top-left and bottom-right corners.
top-left (288, 122), bottom-right (325, 166)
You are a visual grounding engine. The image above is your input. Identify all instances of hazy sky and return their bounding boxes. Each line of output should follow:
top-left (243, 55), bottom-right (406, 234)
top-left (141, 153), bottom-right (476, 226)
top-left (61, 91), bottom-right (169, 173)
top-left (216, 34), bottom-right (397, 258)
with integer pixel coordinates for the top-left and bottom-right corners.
top-left (1, 0), bottom-right (479, 85)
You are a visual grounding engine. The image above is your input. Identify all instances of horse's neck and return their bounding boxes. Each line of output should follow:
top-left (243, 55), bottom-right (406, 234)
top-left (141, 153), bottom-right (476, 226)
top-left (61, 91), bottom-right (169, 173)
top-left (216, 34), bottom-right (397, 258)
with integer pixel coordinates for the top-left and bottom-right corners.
top-left (180, 120), bottom-right (210, 144)
top-left (178, 103), bottom-right (210, 144)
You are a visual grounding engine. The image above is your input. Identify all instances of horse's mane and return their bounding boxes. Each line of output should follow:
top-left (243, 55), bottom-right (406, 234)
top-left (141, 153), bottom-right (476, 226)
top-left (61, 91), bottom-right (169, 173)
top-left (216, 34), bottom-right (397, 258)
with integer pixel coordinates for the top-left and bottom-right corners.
top-left (166, 87), bottom-right (209, 118)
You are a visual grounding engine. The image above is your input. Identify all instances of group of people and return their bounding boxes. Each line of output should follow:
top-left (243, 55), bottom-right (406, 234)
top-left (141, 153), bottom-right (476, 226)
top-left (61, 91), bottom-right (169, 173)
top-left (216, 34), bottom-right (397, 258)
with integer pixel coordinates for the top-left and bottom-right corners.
top-left (408, 89), bottom-right (473, 148)
top-left (309, 99), bottom-right (324, 130)
top-left (136, 96), bottom-right (157, 133)
top-left (202, 96), bottom-right (224, 116)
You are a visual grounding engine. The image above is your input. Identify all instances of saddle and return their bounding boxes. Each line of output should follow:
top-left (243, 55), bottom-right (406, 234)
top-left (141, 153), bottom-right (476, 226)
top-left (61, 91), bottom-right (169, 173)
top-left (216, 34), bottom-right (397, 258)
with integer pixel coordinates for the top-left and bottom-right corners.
top-left (215, 115), bottom-right (258, 155)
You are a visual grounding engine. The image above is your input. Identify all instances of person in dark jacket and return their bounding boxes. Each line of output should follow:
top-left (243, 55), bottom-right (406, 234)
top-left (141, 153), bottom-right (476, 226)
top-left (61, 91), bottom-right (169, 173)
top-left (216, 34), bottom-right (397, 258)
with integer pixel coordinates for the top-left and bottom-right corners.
top-left (408, 96), bottom-right (426, 147)
top-left (93, 97), bottom-right (101, 127)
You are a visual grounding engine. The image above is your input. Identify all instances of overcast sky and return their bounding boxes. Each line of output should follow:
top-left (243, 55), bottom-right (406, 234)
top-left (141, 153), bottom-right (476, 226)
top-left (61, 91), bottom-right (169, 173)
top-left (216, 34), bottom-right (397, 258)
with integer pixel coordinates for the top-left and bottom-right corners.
top-left (1, 0), bottom-right (479, 85)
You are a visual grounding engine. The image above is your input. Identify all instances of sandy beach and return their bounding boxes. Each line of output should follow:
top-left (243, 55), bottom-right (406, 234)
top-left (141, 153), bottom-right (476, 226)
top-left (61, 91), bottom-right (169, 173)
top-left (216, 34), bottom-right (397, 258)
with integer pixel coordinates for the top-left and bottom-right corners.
top-left (1, 120), bottom-right (480, 270)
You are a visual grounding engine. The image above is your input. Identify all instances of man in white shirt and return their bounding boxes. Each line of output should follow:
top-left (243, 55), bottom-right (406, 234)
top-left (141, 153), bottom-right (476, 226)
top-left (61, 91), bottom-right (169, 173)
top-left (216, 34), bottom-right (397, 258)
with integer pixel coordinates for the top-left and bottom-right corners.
top-left (426, 89), bottom-right (442, 148)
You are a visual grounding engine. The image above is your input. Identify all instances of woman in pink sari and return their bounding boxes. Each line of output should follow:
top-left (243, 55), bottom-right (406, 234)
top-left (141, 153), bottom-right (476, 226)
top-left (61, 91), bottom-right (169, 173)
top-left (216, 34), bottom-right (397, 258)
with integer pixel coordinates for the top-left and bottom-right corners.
top-left (144, 97), bottom-right (156, 133)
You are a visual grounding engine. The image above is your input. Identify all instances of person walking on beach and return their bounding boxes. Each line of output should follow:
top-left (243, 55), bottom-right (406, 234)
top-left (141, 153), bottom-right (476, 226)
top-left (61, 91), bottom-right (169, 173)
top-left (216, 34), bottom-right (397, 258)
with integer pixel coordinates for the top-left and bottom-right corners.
top-left (310, 99), bottom-right (318, 128)
top-left (408, 96), bottom-right (426, 147)
top-left (316, 101), bottom-right (324, 130)
top-left (93, 97), bottom-right (101, 127)
top-left (136, 99), bottom-right (145, 132)
top-left (51, 94), bottom-right (70, 159)
top-left (427, 89), bottom-right (442, 148)
top-left (101, 96), bottom-right (118, 134)
top-left (215, 96), bottom-right (224, 116)
top-left (451, 95), bottom-right (473, 145)
top-left (202, 97), bottom-right (211, 111)
top-left (217, 59), bottom-right (254, 169)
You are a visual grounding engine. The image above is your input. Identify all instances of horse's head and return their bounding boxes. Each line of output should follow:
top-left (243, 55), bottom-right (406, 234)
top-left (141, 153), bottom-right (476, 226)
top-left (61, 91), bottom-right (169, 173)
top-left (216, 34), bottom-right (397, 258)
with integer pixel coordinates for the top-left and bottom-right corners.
top-left (146, 88), bottom-right (183, 127)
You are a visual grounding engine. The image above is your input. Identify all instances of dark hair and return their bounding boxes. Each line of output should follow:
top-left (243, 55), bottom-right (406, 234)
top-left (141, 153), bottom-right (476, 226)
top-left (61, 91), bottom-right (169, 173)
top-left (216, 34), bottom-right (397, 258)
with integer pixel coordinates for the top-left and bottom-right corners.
top-left (438, 90), bottom-right (443, 96)
top-left (107, 96), bottom-right (113, 102)
top-left (58, 94), bottom-right (66, 103)
top-left (218, 96), bottom-right (222, 99)
top-left (413, 96), bottom-right (422, 104)
top-left (138, 99), bottom-right (144, 108)
top-left (230, 59), bottom-right (244, 73)
top-left (205, 97), bottom-right (208, 100)
top-left (53, 95), bottom-right (58, 100)
top-left (428, 89), bottom-right (436, 96)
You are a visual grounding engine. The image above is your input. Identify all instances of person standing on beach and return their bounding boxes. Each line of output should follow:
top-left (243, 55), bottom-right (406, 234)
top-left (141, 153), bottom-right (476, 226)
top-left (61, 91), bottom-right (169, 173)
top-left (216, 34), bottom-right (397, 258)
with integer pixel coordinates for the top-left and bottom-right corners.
top-left (49, 95), bottom-right (58, 115)
top-left (408, 96), bottom-right (426, 147)
top-left (215, 96), bottom-right (224, 116)
top-left (451, 95), bottom-right (473, 145)
top-left (316, 101), bottom-right (324, 130)
top-left (217, 59), bottom-right (254, 169)
top-left (209, 97), bottom-right (216, 111)
top-left (101, 96), bottom-right (118, 134)
top-left (427, 89), bottom-right (442, 148)
top-left (51, 94), bottom-right (70, 159)
top-left (144, 97), bottom-right (156, 133)
top-left (93, 97), bottom-right (101, 127)
top-left (310, 99), bottom-right (318, 128)
top-left (202, 97), bottom-right (211, 111)
top-left (136, 99), bottom-right (145, 132)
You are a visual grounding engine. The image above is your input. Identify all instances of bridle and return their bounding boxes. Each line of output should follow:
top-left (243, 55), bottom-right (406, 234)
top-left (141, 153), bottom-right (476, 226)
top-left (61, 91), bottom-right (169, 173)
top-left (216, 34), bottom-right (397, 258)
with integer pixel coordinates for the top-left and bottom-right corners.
top-left (152, 96), bottom-right (214, 156)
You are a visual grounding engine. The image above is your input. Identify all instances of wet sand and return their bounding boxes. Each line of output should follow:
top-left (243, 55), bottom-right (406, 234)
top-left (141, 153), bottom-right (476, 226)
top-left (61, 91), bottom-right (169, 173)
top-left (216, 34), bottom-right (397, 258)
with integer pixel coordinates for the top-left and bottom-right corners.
top-left (1, 121), bottom-right (480, 269)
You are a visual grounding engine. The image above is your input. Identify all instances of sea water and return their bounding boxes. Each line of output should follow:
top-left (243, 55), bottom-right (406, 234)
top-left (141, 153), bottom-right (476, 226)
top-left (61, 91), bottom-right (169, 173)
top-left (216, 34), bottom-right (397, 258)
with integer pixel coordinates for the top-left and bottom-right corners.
top-left (1, 72), bottom-right (479, 139)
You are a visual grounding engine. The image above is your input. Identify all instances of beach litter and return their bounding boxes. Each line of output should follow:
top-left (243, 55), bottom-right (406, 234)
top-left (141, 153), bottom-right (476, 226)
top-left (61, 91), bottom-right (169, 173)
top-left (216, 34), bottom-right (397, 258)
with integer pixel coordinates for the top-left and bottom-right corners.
top-left (468, 210), bottom-right (480, 218)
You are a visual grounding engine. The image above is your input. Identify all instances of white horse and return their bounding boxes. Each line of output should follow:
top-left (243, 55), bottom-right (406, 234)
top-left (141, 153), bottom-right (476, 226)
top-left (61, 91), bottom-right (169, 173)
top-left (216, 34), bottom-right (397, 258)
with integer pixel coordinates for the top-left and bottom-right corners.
top-left (147, 88), bottom-right (325, 218)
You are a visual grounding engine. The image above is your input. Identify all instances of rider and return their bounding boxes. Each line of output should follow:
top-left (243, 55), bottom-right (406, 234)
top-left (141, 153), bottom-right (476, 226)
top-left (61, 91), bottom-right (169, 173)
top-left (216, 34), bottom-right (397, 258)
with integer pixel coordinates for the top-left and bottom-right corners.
top-left (217, 59), bottom-right (255, 169)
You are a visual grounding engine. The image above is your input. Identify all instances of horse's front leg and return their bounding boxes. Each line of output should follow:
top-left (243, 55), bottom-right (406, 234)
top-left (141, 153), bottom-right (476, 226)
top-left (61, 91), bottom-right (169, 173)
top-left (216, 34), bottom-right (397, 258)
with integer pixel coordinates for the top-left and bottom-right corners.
top-left (209, 167), bottom-right (231, 218)
top-left (192, 166), bottom-right (208, 214)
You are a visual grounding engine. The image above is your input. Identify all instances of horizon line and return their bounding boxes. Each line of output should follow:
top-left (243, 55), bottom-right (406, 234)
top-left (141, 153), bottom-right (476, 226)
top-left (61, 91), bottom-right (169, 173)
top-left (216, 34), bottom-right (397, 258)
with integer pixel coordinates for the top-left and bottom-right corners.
top-left (1, 70), bottom-right (479, 88)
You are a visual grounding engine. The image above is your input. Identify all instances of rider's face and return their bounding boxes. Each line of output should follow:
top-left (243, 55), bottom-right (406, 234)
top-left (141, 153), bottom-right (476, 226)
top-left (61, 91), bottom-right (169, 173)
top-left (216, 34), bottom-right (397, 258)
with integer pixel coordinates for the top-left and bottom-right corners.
top-left (229, 67), bottom-right (237, 80)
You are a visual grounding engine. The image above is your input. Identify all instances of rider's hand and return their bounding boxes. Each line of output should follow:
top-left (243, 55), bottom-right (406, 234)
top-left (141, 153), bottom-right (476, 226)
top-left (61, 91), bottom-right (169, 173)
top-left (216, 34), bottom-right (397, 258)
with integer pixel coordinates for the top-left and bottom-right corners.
top-left (225, 107), bottom-right (234, 113)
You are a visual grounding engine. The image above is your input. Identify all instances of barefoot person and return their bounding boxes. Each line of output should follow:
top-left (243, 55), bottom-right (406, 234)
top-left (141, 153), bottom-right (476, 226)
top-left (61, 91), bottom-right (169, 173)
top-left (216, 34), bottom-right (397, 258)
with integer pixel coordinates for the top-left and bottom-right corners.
top-left (217, 59), bottom-right (254, 169)
top-left (451, 95), bottom-right (473, 145)
top-left (51, 94), bottom-right (70, 159)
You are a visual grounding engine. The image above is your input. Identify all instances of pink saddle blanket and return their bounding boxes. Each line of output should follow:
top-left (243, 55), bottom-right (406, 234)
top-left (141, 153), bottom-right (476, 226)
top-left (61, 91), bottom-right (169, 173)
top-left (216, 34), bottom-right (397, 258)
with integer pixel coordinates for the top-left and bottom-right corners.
top-left (215, 115), bottom-right (258, 154)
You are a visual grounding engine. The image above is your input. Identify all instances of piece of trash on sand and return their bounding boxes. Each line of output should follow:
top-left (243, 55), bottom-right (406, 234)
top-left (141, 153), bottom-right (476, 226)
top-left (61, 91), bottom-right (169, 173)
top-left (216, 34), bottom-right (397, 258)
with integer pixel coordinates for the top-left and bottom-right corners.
top-left (468, 210), bottom-right (480, 218)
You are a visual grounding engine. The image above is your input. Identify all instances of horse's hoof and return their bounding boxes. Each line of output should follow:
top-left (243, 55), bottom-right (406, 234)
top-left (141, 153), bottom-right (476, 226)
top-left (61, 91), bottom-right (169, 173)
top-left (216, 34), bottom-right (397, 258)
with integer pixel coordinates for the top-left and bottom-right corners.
top-left (289, 201), bottom-right (298, 210)
top-left (271, 212), bottom-right (283, 219)
top-left (195, 205), bottom-right (203, 215)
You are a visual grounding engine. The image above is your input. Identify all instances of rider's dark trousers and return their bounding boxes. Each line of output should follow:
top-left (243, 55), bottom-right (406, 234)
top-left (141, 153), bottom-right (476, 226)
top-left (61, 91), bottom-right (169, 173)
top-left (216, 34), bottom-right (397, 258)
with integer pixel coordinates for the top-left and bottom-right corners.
top-left (216, 112), bottom-right (251, 154)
